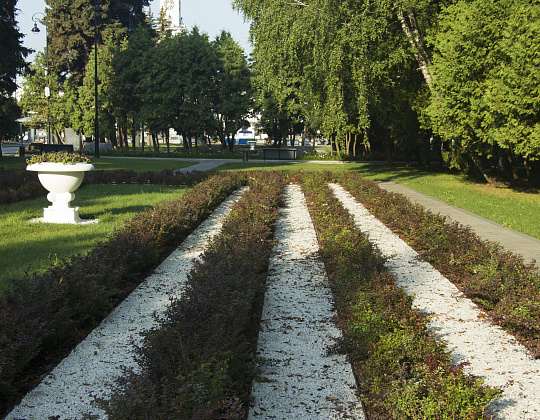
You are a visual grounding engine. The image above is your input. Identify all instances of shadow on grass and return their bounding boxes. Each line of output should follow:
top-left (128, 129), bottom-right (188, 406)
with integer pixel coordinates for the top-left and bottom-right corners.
top-left (0, 228), bottom-right (108, 290)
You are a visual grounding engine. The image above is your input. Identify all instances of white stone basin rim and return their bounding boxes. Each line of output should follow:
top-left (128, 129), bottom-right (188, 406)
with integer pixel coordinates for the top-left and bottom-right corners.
top-left (27, 163), bottom-right (95, 193)
top-left (27, 162), bottom-right (95, 173)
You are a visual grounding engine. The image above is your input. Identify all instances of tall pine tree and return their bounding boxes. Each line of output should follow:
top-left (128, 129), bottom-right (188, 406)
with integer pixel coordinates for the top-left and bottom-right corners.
top-left (45, 0), bottom-right (150, 87)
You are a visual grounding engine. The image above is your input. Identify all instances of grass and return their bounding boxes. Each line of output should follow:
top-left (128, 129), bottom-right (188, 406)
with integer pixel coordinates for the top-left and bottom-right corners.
top-left (0, 184), bottom-right (186, 288)
top-left (350, 164), bottom-right (540, 240)
top-left (0, 156), bottom-right (197, 172)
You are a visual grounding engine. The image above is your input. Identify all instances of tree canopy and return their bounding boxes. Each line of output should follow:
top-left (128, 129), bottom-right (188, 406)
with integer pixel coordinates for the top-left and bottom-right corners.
top-left (234, 0), bottom-right (540, 182)
top-left (45, 0), bottom-right (150, 87)
top-left (0, 0), bottom-right (30, 96)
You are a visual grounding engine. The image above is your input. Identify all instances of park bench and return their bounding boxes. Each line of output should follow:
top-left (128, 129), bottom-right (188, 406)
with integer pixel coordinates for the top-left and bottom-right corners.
top-left (262, 148), bottom-right (297, 161)
top-left (33, 143), bottom-right (74, 154)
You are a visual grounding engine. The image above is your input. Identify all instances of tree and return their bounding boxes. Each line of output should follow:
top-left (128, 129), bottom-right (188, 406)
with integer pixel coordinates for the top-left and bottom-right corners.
top-left (133, 29), bottom-right (216, 150)
top-left (485, 2), bottom-right (540, 179)
top-left (110, 27), bottom-right (156, 149)
top-left (212, 31), bottom-right (252, 151)
top-left (19, 51), bottom-right (71, 143)
top-left (77, 35), bottom-right (119, 142)
top-left (0, 97), bottom-right (21, 141)
top-left (45, 0), bottom-right (150, 87)
top-left (426, 0), bottom-right (533, 184)
top-left (0, 0), bottom-right (30, 96)
top-left (1, 0), bottom-right (30, 154)
top-left (234, 0), bottom-right (423, 158)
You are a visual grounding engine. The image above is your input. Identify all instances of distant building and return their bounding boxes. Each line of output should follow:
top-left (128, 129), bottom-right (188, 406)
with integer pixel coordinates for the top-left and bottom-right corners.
top-left (160, 0), bottom-right (186, 35)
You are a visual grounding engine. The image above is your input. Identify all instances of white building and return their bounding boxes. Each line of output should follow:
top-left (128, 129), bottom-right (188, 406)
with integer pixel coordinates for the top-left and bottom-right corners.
top-left (160, 0), bottom-right (186, 35)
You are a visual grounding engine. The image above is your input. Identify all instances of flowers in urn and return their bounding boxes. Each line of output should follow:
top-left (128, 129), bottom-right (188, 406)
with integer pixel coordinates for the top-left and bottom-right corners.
top-left (26, 151), bottom-right (93, 165)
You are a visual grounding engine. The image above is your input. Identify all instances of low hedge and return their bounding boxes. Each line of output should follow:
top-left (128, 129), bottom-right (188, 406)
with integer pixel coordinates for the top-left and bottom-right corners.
top-left (0, 167), bottom-right (44, 204)
top-left (100, 171), bottom-right (286, 418)
top-left (0, 171), bottom-right (245, 418)
top-left (0, 168), bottom-right (212, 206)
top-left (298, 171), bottom-right (499, 419)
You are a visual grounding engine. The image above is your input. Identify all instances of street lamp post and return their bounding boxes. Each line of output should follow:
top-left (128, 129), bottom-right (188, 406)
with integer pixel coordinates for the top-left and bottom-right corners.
top-left (31, 12), bottom-right (50, 144)
top-left (94, 0), bottom-right (102, 158)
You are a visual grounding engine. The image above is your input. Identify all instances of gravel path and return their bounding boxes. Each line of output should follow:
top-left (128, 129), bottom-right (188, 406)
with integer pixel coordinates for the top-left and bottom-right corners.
top-left (330, 183), bottom-right (540, 420)
top-left (6, 188), bottom-right (247, 420)
top-left (248, 184), bottom-right (365, 419)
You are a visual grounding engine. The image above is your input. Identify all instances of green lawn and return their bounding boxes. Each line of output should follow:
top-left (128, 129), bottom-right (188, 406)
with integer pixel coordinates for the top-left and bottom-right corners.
top-left (350, 164), bottom-right (540, 240)
top-left (0, 156), bottom-right (197, 172)
top-left (0, 184), bottom-right (186, 288)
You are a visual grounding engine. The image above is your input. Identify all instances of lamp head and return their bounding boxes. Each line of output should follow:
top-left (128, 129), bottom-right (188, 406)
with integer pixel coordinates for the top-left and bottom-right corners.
top-left (94, 1), bottom-right (103, 14)
top-left (31, 22), bottom-right (40, 33)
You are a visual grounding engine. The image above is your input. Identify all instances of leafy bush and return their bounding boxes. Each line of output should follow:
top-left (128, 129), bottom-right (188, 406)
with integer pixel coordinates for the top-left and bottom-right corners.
top-left (298, 171), bottom-right (499, 419)
top-left (99, 147), bottom-right (251, 160)
top-left (26, 151), bottom-right (93, 165)
top-left (101, 171), bottom-right (286, 418)
top-left (0, 171), bottom-right (245, 417)
top-left (0, 167), bottom-right (44, 204)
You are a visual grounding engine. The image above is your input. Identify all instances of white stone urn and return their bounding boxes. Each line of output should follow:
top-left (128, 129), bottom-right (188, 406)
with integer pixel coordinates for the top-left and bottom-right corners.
top-left (27, 162), bottom-right (95, 224)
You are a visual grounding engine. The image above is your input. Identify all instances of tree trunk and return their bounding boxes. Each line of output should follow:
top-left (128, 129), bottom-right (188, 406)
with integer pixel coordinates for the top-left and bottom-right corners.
top-left (396, 5), bottom-right (434, 90)
top-left (219, 134), bottom-right (227, 150)
top-left (141, 125), bottom-right (145, 152)
top-left (363, 130), bottom-right (371, 157)
top-left (385, 137), bottom-right (394, 167)
top-left (524, 158), bottom-right (532, 179)
top-left (131, 127), bottom-right (137, 150)
top-left (152, 133), bottom-right (159, 152)
top-left (469, 153), bottom-right (509, 186)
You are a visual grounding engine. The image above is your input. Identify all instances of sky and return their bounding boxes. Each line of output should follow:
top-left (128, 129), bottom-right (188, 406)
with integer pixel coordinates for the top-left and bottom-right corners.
top-left (15, 0), bottom-right (253, 64)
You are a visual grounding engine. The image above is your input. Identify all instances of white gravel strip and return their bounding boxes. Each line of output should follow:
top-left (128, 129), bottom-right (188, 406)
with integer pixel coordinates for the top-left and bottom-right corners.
top-left (329, 183), bottom-right (540, 420)
top-left (248, 184), bottom-right (365, 420)
top-left (6, 188), bottom-right (248, 420)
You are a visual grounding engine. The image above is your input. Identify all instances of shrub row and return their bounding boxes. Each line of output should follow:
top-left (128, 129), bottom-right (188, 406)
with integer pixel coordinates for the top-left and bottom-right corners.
top-left (99, 147), bottom-right (247, 160)
top-left (297, 171), bottom-right (499, 419)
top-left (0, 171), bottom-right (245, 418)
top-left (100, 171), bottom-right (287, 418)
top-left (0, 167), bottom-right (44, 204)
top-left (0, 168), bottom-right (213, 206)
top-left (334, 171), bottom-right (540, 357)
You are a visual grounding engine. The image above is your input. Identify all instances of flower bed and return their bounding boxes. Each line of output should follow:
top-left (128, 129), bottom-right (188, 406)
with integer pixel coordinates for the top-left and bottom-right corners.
top-left (335, 172), bottom-right (540, 357)
top-left (100, 171), bottom-right (287, 418)
top-left (3, 169), bottom-right (536, 418)
top-left (0, 171), bottom-right (245, 417)
top-left (297, 171), bottom-right (499, 419)
top-left (26, 151), bottom-right (92, 165)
